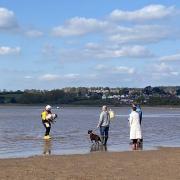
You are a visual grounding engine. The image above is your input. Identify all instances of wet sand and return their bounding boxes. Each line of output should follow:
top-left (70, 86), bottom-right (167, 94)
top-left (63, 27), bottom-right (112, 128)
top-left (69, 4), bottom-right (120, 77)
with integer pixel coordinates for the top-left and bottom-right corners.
top-left (0, 147), bottom-right (179, 180)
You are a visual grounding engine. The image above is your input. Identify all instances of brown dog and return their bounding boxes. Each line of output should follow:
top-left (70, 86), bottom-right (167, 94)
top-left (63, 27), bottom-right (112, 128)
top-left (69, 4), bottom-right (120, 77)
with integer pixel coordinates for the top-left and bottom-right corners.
top-left (88, 130), bottom-right (101, 143)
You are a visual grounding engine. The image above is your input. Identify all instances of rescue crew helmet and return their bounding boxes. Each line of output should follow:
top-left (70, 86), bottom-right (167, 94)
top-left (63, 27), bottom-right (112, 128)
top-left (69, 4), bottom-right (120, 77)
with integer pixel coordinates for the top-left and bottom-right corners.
top-left (45, 105), bottom-right (52, 111)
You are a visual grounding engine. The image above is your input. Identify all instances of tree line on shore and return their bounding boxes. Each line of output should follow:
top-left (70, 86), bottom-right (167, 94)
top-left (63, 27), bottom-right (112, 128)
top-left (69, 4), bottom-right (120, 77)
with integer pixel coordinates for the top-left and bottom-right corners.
top-left (0, 86), bottom-right (180, 106)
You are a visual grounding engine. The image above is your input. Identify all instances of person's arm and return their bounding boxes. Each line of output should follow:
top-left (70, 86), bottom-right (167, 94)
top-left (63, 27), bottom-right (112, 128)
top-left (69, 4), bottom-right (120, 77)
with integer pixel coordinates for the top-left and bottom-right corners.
top-left (97, 112), bottom-right (103, 128)
top-left (129, 113), bottom-right (133, 126)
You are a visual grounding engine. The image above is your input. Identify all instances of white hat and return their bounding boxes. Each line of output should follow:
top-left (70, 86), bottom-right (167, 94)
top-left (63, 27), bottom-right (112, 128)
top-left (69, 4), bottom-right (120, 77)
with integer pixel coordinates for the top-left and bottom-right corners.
top-left (45, 105), bottom-right (52, 111)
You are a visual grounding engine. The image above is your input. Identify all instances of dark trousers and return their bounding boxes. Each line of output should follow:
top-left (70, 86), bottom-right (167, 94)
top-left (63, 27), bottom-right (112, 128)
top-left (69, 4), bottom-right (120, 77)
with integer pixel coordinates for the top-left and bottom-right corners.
top-left (100, 126), bottom-right (109, 145)
top-left (42, 121), bottom-right (51, 136)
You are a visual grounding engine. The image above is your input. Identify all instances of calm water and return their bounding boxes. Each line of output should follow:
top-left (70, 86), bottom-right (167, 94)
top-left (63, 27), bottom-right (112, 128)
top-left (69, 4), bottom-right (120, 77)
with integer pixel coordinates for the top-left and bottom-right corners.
top-left (0, 106), bottom-right (179, 158)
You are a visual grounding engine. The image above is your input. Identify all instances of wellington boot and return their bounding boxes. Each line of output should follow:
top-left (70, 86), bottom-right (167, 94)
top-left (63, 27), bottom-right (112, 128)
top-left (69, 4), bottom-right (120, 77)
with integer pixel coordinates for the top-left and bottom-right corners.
top-left (44, 135), bottom-right (51, 140)
top-left (100, 136), bottom-right (105, 145)
top-left (103, 137), bottom-right (108, 145)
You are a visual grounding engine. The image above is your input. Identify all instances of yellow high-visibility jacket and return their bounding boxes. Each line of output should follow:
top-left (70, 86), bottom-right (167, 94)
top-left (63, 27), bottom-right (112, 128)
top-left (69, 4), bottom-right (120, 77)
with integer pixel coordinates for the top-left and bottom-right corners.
top-left (41, 111), bottom-right (48, 121)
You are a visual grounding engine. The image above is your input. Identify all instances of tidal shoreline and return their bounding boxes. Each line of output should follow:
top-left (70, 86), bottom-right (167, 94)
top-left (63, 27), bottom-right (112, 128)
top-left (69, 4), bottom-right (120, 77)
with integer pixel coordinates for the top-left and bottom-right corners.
top-left (0, 147), bottom-right (179, 180)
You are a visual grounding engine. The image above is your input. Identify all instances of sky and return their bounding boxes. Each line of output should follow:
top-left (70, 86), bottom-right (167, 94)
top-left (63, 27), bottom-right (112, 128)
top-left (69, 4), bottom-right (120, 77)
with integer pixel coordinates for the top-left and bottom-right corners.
top-left (0, 0), bottom-right (180, 90)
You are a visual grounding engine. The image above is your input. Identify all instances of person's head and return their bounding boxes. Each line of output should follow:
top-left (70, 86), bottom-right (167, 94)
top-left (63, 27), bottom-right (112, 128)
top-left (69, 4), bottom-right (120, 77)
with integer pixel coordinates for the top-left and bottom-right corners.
top-left (132, 106), bottom-right (137, 111)
top-left (45, 105), bottom-right (52, 111)
top-left (102, 105), bottom-right (107, 111)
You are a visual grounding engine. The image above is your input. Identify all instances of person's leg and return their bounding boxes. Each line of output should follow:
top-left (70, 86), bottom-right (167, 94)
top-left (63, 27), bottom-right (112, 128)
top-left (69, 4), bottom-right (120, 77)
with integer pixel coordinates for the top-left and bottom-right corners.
top-left (43, 121), bottom-right (51, 136)
top-left (100, 126), bottom-right (105, 144)
top-left (132, 139), bottom-right (137, 150)
top-left (42, 122), bottom-right (47, 136)
top-left (46, 127), bottom-right (50, 136)
top-left (135, 139), bottom-right (139, 150)
top-left (46, 123), bottom-right (51, 136)
top-left (104, 126), bottom-right (109, 145)
top-left (137, 138), bottom-right (140, 147)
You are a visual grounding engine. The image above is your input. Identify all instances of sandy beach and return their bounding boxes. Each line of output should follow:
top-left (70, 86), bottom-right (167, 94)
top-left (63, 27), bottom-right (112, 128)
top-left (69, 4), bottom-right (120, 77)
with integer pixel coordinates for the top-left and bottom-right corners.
top-left (0, 147), bottom-right (179, 180)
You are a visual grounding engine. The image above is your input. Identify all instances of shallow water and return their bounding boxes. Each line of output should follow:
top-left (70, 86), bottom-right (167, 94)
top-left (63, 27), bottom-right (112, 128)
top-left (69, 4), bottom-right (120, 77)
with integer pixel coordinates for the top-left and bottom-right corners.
top-left (0, 106), bottom-right (179, 158)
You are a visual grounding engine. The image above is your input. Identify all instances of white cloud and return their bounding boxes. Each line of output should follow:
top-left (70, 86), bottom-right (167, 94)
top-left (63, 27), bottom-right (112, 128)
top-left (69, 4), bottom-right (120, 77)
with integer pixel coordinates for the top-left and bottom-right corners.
top-left (109, 25), bottom-right (171, 44)
top-left (50, 5), bottom-right (178, 45)
top-left (95, 64), bottom-right (107, 70)
top-left (95, 64), bottom-right (135, 75)
top-left (25, 30), bottom-right (44, 37)
top-left (88, 45), bottom-right (153, 59)
top-left (85, 42), bottom-right (100, 49)
top-left (24, 76), bottom-right (33, 79)
top-left (113, 66), bottom-right (135, 74)
top-left (64, 73), bottom-right (80, 79)
top-left (52, 17), bottom-right (108, 37)
top-left (159, 53), bottom-right (180, 62)
top-left (171, 72), bottom-right (179, 76)
top-left (39, 74), bottom-right (60, 81)
top-left (154, 62), bottom-right (171, 72)
top-left (109, 4), bottom-right (176, 22)
top-left (153, 62), bottom-right (179, 76)
top-left (38, 73), bottom-right (80, 81)
top-left (111, 45), bottom-right (153, 58)
top-left (0, 7), bottom-right (18, 29)
top-left (59, 44), bottom-right (153, 62)
top-left (0, 46), bottom-right (21, 55)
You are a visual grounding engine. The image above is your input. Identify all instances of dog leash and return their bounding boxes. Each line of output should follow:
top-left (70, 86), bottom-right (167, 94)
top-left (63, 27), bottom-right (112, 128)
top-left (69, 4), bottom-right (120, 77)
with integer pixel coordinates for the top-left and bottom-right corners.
top-left (93, 127), bottom-right (98, 132)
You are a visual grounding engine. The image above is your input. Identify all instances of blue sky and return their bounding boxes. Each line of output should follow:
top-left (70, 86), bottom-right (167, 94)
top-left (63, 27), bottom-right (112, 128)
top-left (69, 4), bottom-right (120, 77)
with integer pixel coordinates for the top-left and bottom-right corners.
top-left (0, 0), bottom-right (180, 90)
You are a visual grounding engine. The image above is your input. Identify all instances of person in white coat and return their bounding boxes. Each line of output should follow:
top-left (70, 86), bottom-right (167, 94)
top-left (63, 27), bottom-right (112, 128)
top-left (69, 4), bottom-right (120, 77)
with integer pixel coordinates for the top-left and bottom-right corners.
top-left (129, 106), bottom-right (142, 150)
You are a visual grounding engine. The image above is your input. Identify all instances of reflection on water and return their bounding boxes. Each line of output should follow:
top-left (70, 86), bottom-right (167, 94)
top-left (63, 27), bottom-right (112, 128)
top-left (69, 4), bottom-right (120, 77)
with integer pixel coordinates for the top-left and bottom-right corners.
top-left (43, 140), bottom-right (52, 155)
top-left (90, 143), bottom-right (107, 152)
top-left (0, 106), bottom-right (179, 158)
top-left (129, 141), bottom-right (143, 151)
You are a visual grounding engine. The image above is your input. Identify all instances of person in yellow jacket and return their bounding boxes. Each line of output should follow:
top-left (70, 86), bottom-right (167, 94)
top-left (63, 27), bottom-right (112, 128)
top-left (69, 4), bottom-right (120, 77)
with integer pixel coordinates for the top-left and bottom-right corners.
top-left (41, 105), bottom-right (56, 140)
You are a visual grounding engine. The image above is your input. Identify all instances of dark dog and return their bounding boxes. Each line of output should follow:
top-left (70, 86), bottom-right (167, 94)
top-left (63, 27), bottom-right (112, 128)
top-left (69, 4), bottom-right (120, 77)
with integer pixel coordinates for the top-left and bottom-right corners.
top-left (88, 130), bottom-right (101, 143)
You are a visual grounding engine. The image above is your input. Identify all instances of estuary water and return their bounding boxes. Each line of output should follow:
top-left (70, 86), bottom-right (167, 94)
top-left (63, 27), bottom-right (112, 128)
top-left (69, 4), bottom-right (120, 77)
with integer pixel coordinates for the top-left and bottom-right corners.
top-left (0, 106), bottom-right (179, 158)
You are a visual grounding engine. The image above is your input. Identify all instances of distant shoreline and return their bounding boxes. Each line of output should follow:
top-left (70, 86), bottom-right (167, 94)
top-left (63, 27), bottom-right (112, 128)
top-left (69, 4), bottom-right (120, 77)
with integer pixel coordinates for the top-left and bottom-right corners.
top-left (1, 103), bottom-right (180, 108)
